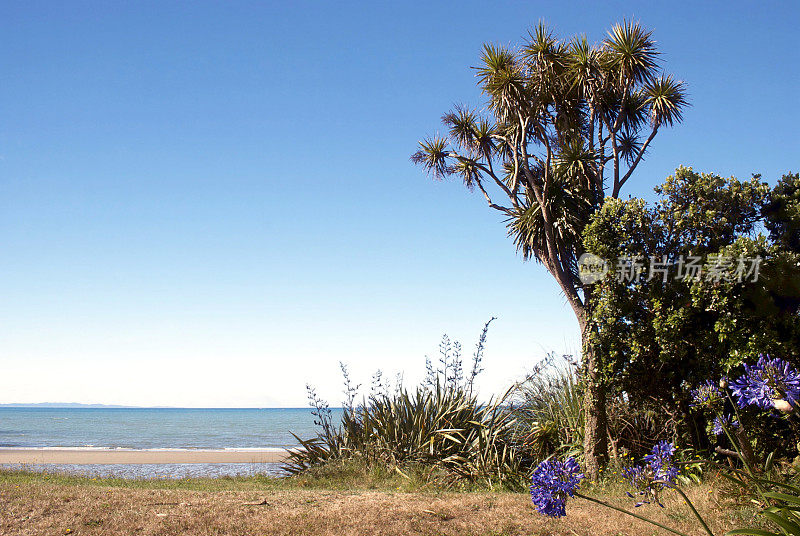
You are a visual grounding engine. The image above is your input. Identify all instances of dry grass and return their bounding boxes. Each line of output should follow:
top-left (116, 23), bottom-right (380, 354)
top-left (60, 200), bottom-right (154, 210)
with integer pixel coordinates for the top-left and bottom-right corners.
top-left (0, 471), bottom-right (755, 536)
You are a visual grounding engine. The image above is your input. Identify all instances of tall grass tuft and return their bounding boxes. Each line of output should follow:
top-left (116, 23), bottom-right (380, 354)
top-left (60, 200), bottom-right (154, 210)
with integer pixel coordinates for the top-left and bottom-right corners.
top-left (511, 355), bottom-right (584, 461)
top-left (511, 354), bottom-right (677, 465)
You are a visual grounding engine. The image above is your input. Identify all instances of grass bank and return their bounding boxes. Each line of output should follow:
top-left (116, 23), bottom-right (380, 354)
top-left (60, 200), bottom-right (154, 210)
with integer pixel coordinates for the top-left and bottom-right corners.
top-left (0, 468), bottom-right (756, 536)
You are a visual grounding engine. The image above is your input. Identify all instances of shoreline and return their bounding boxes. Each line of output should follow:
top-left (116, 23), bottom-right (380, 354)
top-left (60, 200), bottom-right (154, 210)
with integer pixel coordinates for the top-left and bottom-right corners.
top-left (0, 448), bottom-right (290, 465)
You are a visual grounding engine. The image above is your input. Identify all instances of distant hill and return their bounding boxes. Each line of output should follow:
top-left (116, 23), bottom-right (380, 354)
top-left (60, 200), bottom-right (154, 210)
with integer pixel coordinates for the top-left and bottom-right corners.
top-left (0, 403), bottom-right (159, 408)
top-left (0, 403), bottom-right (306, 409)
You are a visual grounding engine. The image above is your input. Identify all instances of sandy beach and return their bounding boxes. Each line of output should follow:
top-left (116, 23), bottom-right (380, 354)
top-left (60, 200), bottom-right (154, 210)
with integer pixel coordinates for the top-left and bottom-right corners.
top-left (0, 448), bottom-right (289, 465)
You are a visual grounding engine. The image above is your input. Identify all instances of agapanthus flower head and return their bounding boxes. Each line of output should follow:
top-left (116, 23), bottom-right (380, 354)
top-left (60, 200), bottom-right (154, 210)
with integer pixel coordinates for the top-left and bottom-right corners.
top-left (651, 442), bottom-right (678, 485)
top-left (711, 414), bottom-right (739, 436)
top-left (730, 355), bottom-right (800, 410)
top-left (530, 457), bottom-right (584, 517)
top-left (644, 441), bottom-right (676, 473)
top-left (624, 441), bottom-right (679, 507)
top-left (690, 380), bottom-right (725, 411)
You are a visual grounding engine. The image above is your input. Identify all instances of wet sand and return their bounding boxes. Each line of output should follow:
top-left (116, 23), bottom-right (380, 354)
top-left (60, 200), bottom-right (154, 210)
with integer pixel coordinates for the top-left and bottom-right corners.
top-left (0, 448), bottom-right (289, 465)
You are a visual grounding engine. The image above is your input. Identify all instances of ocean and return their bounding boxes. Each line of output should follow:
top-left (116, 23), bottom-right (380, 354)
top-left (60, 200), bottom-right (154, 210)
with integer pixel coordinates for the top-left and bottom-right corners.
top-left (0, 407), bottom-right (339, 479)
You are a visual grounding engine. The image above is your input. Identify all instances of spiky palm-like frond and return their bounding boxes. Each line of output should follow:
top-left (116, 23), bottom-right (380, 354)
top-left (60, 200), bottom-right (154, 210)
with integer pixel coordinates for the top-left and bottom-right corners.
top-left (442, 105), bottom-right (478, 151)
top-left (476, 44), bottom-right (527, 122)
top-left (616, 130), bottom-right (643, 165)
top-left (523, 25), bottom-right (571, 115)
top-left (441, 105), bottom-right (496, 160)
top-left (473, 118), bottom-right (496, 160)
top-left (616, 89), bottom-right (648, 132)
top-left (555, 138), bottom-right (599, 192)
top-left (476, 43), bottom-right (517, 85)
top-left (551, 88), bottom-right (588, 142)
top-left (555, 136), bottom-right (597, 172)
top-left (410, 137), bottom-right (451, 178)
top-left (566, 35), bottom-right (601, 92)
top-left (452, 158), bottom-right (480, 191)
top-left (644, 74), bottom-right (689, 127)
top-left (591, 83), bottom-right (626, 129)
top-left (603, 20), bottom-right (660, 87)
top-left (522, 21), bottom-right (562, 68)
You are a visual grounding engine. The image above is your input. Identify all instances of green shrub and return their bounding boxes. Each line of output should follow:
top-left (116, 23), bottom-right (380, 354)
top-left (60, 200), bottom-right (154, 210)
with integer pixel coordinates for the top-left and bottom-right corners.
top-left (285, 320), bottom-right (528, 489)
top-left (285, 381), bottom-right (522, 489)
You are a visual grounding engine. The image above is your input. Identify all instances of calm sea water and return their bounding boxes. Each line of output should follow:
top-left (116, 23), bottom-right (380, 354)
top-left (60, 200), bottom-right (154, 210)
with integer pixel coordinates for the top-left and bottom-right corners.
top-left (0, 407), bottom-right (340, 478)
top-left (0, 407), bottom-right (335, 449)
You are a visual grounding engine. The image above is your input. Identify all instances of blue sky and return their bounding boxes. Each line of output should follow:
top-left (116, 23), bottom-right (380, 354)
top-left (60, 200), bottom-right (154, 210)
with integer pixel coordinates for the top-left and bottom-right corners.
top-left (1, 1), bottom-right (798, 407)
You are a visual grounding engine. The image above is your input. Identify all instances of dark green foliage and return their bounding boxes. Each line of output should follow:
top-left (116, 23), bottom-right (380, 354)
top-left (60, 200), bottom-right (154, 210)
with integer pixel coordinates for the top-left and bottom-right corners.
top-left (763, 173), bottom-right (800, 253)
top-left (583, 167), bottom-right (800, 458)
top-left (721, 444), bottom-right (800, 536)
top-left (731, 483), bottom-right (800, 536)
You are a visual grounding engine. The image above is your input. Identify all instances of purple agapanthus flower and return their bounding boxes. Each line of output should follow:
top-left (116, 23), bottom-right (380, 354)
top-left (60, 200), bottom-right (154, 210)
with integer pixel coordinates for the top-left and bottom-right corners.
top-left (644, 440), bottom-right (676, 466)
top-left (530, 457), bottom-right (584, 517)
top-left (690, 380), bottom-right (725, 411)
top-left (730, 355), bottom-right (800, 409)
top-left (624, 441), bottom-right (679, 507)
top-left (711, 414), bottom-right (739, 436)
top-left (623, 465), bottom-right (654, 506)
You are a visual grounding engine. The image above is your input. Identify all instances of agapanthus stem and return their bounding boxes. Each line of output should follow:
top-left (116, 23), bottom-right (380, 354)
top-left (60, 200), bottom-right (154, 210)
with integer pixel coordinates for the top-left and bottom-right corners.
top-left (573, 493), bottom-right (698, 536)
top-left (669, 485), bottom-right (715, 536)
top-left (717, 404), bottom-right (767, 499)
top-left (723, 394), bottom-right (758, 468)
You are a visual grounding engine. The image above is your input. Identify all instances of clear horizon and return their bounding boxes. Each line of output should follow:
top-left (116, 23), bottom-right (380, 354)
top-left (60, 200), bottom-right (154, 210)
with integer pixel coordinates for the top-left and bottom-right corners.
top-left (0, 403), bottom-right (329, 409)
top-left (2, 1), bottom-right (798, 407)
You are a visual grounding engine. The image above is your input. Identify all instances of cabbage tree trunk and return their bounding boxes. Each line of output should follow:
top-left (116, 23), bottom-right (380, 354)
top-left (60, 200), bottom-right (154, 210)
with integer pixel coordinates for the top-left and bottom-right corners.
top-left (580, 315), bottom-right (607, 480)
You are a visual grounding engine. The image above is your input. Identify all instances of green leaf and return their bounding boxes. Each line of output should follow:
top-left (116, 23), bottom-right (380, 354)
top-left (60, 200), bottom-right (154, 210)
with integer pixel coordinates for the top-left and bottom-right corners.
top-left (762, 510), bottom-right (800, 536)
top-left (726, 530), bottom-right (780, 536)
top-left (764, 493), bottom-right (800, 506)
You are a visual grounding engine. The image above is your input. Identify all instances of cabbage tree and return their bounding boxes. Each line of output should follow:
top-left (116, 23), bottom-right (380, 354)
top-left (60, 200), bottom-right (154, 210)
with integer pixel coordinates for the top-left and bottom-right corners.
top-left (412, 21), bottom-right (688, 478)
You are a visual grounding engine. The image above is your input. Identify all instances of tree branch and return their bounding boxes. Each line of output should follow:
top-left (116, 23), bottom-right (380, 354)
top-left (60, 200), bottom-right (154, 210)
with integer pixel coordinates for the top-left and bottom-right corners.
top-left (473, 177), bottom-right (512, 214)
top-left (517, 122), bottom-right (584, 316)
top-left (714, 446), bottom-right (740, 459)
top-left (444, 151), bottom-right (519, 210)
top-left (601, 115), bottom-right (621, 197)
top-left (613, 125), bottom-right (658, 197)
